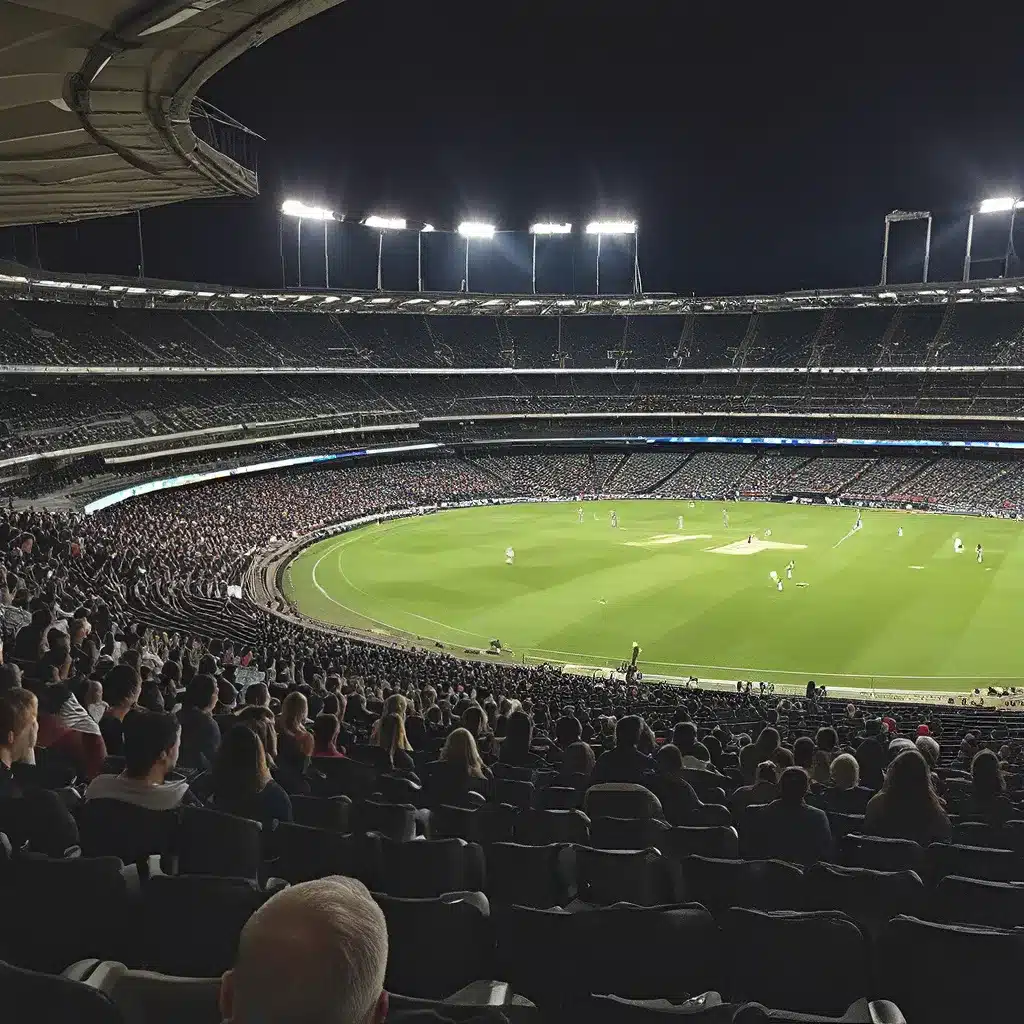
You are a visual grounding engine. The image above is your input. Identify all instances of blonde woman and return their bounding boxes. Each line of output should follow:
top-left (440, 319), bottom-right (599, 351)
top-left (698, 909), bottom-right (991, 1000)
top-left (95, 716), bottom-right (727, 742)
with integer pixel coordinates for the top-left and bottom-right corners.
top-left (371, 693), bottom-right (413, 751)
top-left (370, 713), bottom-right (415, 773)
top-left (276, 691), bottom-right (314, 771)
top-left (431, 727), bottom-right (492, 806)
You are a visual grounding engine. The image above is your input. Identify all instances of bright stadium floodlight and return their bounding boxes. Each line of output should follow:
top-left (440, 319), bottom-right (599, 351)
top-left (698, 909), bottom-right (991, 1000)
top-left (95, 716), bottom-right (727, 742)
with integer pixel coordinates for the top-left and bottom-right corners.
top-left (965, 197), bottom-right (1022, 282)
top-left (281, 199), bottom-right (335, 288)
top-left (417, 224), bottom-right (435, 292)
top-left (362, 216), bottom-right (407, 289)
top-left (529, 222), bottom-right (572, 293)
top-left (586, 220), bottom-right (639, 294)
top-left (457, 222), bottom-right (496, 292)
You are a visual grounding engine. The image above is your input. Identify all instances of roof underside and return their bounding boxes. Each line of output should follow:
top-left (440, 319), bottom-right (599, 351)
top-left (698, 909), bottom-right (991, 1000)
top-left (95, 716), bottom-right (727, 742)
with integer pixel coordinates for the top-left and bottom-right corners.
top-left (0, 0), bottom-right (345, 226)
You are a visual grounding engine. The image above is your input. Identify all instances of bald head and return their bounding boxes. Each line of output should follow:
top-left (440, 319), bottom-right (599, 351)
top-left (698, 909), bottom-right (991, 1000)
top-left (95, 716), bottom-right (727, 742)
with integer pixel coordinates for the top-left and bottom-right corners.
top-left (221, 877), bottom-right (388, 1024)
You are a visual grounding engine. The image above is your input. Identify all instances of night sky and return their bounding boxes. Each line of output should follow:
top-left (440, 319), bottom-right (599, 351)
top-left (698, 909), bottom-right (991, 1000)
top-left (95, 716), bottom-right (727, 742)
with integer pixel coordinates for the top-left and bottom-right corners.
top-left (6, 0), bottom-right (1023, 295)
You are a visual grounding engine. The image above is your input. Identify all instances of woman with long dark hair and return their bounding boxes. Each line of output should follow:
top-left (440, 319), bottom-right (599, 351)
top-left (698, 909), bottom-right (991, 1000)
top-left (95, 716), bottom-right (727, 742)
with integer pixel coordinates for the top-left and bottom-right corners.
top-left (209, 725), bottom-right (292, 828)
top-left (864, 749), bottom-right (951, 845)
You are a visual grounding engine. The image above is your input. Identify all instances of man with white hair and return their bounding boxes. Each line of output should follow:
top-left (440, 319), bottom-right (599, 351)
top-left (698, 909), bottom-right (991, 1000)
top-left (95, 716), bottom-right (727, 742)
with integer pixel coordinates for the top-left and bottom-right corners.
top-left (220, 876), bottom-right (389, 1024)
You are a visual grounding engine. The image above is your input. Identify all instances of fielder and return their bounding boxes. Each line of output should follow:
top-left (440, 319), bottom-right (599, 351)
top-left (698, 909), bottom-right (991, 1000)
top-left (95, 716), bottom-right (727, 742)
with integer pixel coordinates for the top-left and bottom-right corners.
top-left (723, 509), bottom-right (729, 528)
top-left (977, 543), bottom-right (984, 563)
top-left (897, 526), bottom-right (903, 538)
top-left (610, 511), bottom-right (618, 529)
top-left (505, 546), bottom-right (515, 565)
top-left (786, 559), bottom-right (795, 579)
top-left (678, 515), bottom-right (685, 530)
top-left (954, 537), bottom-right (964, 554)
top-left (577, 507), bottom-right (585, 524)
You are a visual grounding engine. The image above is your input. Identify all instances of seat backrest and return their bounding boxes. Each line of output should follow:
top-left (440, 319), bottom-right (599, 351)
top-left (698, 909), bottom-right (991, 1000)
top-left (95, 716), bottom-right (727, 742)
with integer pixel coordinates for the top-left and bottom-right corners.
top-left (724, 907), bottom-right (868, 1016)
top-left (951, 820), bottom-right (1011, 851)
top-left (826, 812), bottom-right (866, 841)
top-left (428, 804), bottom-right (482, 843)
top-left (494, 778), bottom-right (535, 809)
top-left (288, 794), bottom-right (352, 832)
top-left (310, 758), bottom-right (378, 800)
top-left (927, 841), bottom-right (1024, 884)
top-left (876, 915), bottom-right (1024, 1024)
top-left (536, 786), bottom-right (584, 810)
top-left (589, 816), bottom-right (669, 852)
top-left (515, 808), bottom-right (590, 846)
top-left (378, 837), bottom-right (485, 898)
top-left (574, 845), bottom-right (676, 906)
top-left (177, 806), bottom-right (262, 879)
top-left (78, 800), bottom-right (178, 865)
top-left (660, 826), bottom-right (739, 861)
top-left (933, 873), bottom-right (1024, 928)
top-left (375, 891), bottom-right (493, 999)
top-left (584, 784), bottom-right (662, 821)
top-left (377, 774), bottom-right (424, 806)
top-left (485, 842), bottom-right (576, 908)
top-left (355, 800), bottom-right (416, 842)
top-left (272, 822), bottom-right (365, 884)
top-left (682, 856), bottom-right (805, 913)
top-left (803, 861), bottom-right (925, 928)
top-left (72, 961), bottom-right (221, 1024)
top-left (681, 803), bottom-right (732, 828)
top-left (837, 833), bottom-right (925, 873)
top-left (0, 959), bottom-right (123, 1024)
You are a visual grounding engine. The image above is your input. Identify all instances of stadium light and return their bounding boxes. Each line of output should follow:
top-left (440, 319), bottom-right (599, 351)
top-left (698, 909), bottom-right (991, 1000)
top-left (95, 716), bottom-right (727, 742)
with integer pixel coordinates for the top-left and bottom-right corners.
top-left (281, 199), bottom-right (335, 289)
top-left (880, 210), bottom-right (933, 286)
top-left (457, 222), bottom-right (496, 292)
top-left (362, 215), bottom-right (408, 290)
top-left (418, 224), bottom-right (435, 293)
top-left (586, 219), bottom-right (638, 295)
top-left (529, 223), bottom-right (572, 293)
top-left (964, 197), bottom-right (1022, 282)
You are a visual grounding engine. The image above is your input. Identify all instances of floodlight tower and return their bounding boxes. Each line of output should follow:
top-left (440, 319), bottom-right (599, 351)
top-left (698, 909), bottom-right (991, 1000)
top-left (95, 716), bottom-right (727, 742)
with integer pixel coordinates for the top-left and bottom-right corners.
top-left (457, 221), bottom-right (495, 292)
top-left (363, 216), bottom-right (407, 290)
top-left (586, 220), bottom-right (638, 295)
top-left (963, 197), bottom-right (1023, 282)
top-left (529, 222), bottom-right (572, 293)
top-left (281, 200), bottom-right (335, 288)
top-left (417, 224), bottom-right (435, 292)
top-left (880, 210), bottom-right (933, 285)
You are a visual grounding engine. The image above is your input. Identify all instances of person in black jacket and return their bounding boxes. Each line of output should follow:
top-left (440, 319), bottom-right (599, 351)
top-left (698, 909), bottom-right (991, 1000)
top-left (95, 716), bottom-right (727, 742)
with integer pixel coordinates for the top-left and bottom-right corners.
top-left (209, 725), bottom-right (292, 829)
top-left (592, 715), bottom-right (652, 784)
top-left (755, 767), bottom-right (833, 866)
top-left (176, 673), bottom-right (221, 772)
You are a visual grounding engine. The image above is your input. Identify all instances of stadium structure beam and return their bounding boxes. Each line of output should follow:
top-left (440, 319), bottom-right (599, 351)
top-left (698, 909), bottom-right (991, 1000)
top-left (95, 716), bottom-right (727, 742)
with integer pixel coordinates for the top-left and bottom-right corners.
top-left (281, 200), bottom-right (336, 289)
top-left (586, 221), bottom-right (638, 295)
top-left (457, 222), bottom-right (496, 292)
top-left (418, 224), bottom-right (435, 292)
top-left (529, 223), bottom-right (572, 294)
top-left (964, 198), bottom-right (1023, 282)
top-left (364, 216), bottom-right (408, 291)
top-left (881, 210), bottom-right (932, 286)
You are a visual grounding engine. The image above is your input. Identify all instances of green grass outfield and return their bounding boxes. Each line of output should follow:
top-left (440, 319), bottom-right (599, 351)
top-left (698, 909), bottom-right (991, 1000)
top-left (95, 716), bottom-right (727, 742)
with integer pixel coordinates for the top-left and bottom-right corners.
top-left (283, 500), bottom-right (1024, 691)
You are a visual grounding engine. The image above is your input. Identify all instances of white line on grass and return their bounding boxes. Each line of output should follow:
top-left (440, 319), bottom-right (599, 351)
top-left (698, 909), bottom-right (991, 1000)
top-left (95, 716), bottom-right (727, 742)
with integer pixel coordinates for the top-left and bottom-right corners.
top-left (832, 526), bottom-right (862, 549)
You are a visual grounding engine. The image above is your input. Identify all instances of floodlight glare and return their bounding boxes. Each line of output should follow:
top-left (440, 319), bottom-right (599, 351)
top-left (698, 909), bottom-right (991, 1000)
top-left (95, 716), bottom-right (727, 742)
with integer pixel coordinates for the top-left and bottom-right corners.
top-left (530, 222), bottom-right (572, 234)
top-left (586, 220), bottom-right (636, 235)
top-left (280, 199), bottom-right (334, 220)
top-left (421, 223), bottom-right (436, 232)
top-left (363, 215), bottom-right (407, 230)
top-left (457, 221), bottom-right (495, 238)
top-left (979, 197), bottom-right (1022, 214)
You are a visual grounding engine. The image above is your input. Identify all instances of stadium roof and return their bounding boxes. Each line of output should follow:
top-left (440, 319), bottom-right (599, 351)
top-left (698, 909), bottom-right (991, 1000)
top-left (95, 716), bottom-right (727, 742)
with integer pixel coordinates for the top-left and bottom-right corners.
top-left (0, 0), bottom-right (344, 226)
top-left (0, 262), bottom-right (1022, 315)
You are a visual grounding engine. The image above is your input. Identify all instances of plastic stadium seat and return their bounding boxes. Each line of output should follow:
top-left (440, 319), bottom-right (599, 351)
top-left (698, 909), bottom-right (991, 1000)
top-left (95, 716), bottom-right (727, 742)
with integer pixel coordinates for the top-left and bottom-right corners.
top-left (377, 836), bottom-right (485, 898)
top-left (494, 778), bottom-right (535, 809)
top-left (803, 862), bottom-right (925, 935)
top-left (139, 874), bottom-right (284, 977)
top-left (493, 763), bottom-right (536, 783)
top-left (877, 915), bottom-right (1024, 1024)
top-left (0, 960), bottom-right (123, 1024)
top-left (485, 842), bottom-right (576, 908)
top-left (574, 846), bottom-right (677, 906)
top-left (536, 785), bottom-right (585, 810)
top-left (724, 908), bottom-right (868, 1016)
top-left (310, 757), bottom-right (378, 800)
top-left (926, 841), bottom-right (1024, 883)
top-left (77, 800), bottom-right (178, 873)
top-left (681, 856), bottom-right (805, 912)
top-left (272, 823), bottom-right (368, 884)
top-left (289, 794), bottom-right (352, 832)
top-left (584, 784), bottom-right (663, 821)
top-left (354, 799), bottom-right (416, 842)
top-left (933, 874), bottom-right (1024, 928)
top-left (951, 820), bottom-right (1013, 850)
top-left (837, 834), bottom-right (925, 873)
top-left (579, 994), bottom-right (907, 1023)
top-left (0, 853), bottom-right (129, 972)
top-left (680, 804), bottom-right (732, 828)
top-left (589, 815), bottom-right (670, 851)
top-left (658, 825), bottom-right (739, 861)
top-left (514, 807), bottom-right (590, 845)
top-left (374, 891), bottom-right (493, 999)
top-left (429, 804), bottom-right (485, 842)
top-left (826, 812), bottom-right (866, 841)
top-left (176, 806), bottom-right (262, 880)
top-left (377, 773), bottom-right (426, 807)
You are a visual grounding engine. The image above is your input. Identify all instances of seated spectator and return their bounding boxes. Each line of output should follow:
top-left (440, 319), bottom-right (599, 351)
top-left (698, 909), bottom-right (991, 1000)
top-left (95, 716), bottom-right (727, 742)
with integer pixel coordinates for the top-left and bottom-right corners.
top-left (209, 726), bottom-right (292, 829)
top-left (592, 715), bottom-right (651, 784)
top-left (498, 710), bottom-right (542, 768)
top-left (815, 752), bottom-right (872, 814)
top-left (0, 688), bottom-right (78, 855)
top-left (739, 726), bottom-right (780, 784)
top-left (368, 713), bottom-right (415, 774)
top-left (312, 714), bottom-right (346, 758)
top-left (84, 712), bottom-right (190, 810)
top-left (98, 664), bottom-right (142, 757)
top-left (32, 682), bottom-right (107, 780)
top-left (792, 736), bottom-right (815, 772)
top-left (731, 760), bottom-right (779, 811)
top-left (755, 766), bottom-right (832, 866)
top-left (648, 743), bottom-right (701, 824)
top-left (176, 673), bottom-right (221, 772)
top-left (915, 733), bottom-right (940, 770)
top-left (244, 683), bottom-right (270, 710)
top-left (856, 720), bottom-right (887, 790)
top-left (219, 877), bottom-right (388, 1024)
top-left (671, 721), bottom-right (715, 770)
top-left (556, 740), bottom-right (596, 786)
top-left (12, 606), bottom-right (51, 662)
top-left (864, 749), bottom-right (951, 845)
top-left (960, 748), bottom-right (1015, 825)
top-left (461, 704), bottom-right (494, 757)
top-left (276, 691), bottom-right (315, 772)
top-left (812, 727), bottom-right (838, 784)
top-left (431, 727), bottom-right (491, 805)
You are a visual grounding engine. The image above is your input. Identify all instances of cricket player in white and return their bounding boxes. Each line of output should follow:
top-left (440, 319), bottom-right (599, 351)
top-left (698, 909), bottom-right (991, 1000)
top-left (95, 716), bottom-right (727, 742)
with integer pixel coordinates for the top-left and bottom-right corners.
top-left (722, 509), bottom-right (729, 528)
top-left (786, 559), bottom-right (794, 579)
top-left (610, 511), bottom-right (618, 529)
top-left (678, 515), bottom-right (684, 530)
top-left (977, 544), bottom-right (984, 563)
top-left (897, 526), bottom-right (903, 538)
top-left (505, 546), bottom-right (515, 565)
top-left (954, 537), bottom-right (964, 554)
top-left (578, 507), bottom-right (584, 524)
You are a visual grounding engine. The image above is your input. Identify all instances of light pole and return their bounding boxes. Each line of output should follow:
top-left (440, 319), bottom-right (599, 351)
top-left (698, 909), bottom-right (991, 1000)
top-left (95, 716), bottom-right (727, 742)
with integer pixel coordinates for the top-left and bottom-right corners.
top-left (417, 224), bottom-right (434, 292)
top-left (281, 199), bottom-right (335, 288)
top-left (880, 210), bottom-right (932, 285)
top-left (363, 215), bottom-right (407, 290)
top-left (529, 222), bottom-right (571, 293)
top-left (457, 221), bottom-right (495, 292)
top-left (585, 220), bottom-right (637, 295)
top-left (964, 197), bottom-right (1023, 282)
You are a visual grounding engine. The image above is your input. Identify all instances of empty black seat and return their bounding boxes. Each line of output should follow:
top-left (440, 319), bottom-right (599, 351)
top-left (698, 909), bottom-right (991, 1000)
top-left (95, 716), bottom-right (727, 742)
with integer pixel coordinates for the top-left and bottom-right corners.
top-left (514, 808), bottom-right (590, 845)
top-left (838, 833), bottom-right (925, 873)
top-left (933, 874), bottom-right (1024, 928)
top-left (589, 816), bottom-right (669, 851)
top-left (659, 825), bottom-right (739, 861)
top-left (0, 959), bottom-right (122, 1024)
top-left (494, 778), bottom-right (534, 809)
top-left (78, 799), bottom-right (178, 872)
top-left (289, 794), bottom-right (351, 832)
top-left (377, 837), bottom-right (485, 898)
top-left (574, 846), bottom-right (677, 906)
top-left (536, 786), bottom-right (584, 810)
top-left (682, 856), bottom-right (804, 912)
top-left (355, 800), bottom-right (416, 842)
top-left (485, 842), bottom-right (576, 908)
top-left (803, 862), bottom-right (925, 934)
top-left (177, 806), bottom-right (262, 880)
top-left (273, 823), bottom-right (368, 884)
top-left (926, 842), bottom-right (1024, 883)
